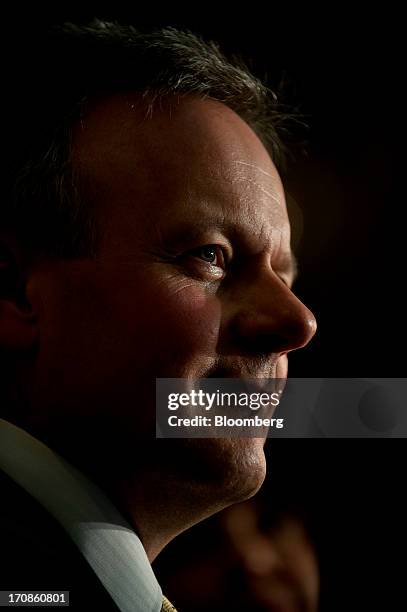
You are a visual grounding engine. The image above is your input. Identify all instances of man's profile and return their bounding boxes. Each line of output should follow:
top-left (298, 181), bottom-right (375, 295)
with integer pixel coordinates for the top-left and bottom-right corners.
top-left (0, 20), bottom-right (316, 611)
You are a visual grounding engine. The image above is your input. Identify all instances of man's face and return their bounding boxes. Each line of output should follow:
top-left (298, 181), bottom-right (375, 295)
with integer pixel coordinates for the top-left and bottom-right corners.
top-left (26, 95), bottom-right (316, 501)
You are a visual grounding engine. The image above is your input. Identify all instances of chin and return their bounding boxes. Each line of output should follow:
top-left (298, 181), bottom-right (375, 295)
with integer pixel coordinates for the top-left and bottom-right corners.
top-left (165, 437), bottom-right (267, 506)
top-left (220, 437), bottom-right (267, 503)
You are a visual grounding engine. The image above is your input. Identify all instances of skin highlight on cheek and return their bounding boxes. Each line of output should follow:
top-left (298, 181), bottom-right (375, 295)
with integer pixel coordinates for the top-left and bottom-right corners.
top-left (158, 280), bottom-right (223, 366)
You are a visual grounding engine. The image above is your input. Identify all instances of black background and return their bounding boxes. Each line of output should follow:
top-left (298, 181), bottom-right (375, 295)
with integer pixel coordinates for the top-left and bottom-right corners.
top-left (7, 6), bottom-right (405, 610)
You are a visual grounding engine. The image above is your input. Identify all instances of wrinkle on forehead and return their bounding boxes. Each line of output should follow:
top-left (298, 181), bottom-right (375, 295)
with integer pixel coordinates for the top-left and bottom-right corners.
top-left (234, 160), bottom-right (279, 181)
top-left (239, 177), bottom-right (282, 206)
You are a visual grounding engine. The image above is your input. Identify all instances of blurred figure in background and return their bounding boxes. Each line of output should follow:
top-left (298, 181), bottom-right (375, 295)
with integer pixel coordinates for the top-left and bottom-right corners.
top-left (155, 496), bottom-right (319, 612)
top-left (222, 502), bottom-right (319, 611)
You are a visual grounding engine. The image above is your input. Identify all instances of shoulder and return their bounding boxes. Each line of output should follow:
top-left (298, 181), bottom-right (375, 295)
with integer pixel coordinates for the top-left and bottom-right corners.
top-left (0, 469), bottom-right (119, 609)
top-left (0, 468), bottom-right (77, 584)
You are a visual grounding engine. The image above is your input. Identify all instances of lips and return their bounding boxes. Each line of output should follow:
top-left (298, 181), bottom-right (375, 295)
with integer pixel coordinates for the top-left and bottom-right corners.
top-left (205, 367), bottom-right (287, 399)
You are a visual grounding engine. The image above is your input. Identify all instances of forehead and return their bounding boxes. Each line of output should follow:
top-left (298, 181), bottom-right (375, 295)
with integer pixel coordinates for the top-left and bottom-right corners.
top-left (72, 94), bottom-right (289, 249)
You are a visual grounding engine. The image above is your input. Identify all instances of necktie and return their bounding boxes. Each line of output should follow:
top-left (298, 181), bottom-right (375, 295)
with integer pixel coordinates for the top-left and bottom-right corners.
top-left (161, 595), bottom-right (178, 611)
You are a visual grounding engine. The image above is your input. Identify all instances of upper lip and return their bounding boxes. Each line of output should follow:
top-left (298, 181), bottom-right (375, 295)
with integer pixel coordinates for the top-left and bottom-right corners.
top-left (205, 367), bottom-right (286, 396)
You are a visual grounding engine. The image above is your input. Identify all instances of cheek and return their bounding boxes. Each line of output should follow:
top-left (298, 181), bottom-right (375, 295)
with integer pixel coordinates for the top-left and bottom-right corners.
top-left (145, 280), bottom-right (222, 363)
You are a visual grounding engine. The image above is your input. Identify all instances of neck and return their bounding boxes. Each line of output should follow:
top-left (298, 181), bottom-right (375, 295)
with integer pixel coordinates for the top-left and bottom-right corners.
top-left (8, 419), bottom-right (242, 561)
top-left (102, 469), bottom-right (227, 562)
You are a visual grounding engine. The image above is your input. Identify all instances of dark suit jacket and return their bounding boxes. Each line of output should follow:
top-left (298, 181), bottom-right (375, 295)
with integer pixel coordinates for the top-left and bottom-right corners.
top-left (0, 468), bottom-right (120, 609)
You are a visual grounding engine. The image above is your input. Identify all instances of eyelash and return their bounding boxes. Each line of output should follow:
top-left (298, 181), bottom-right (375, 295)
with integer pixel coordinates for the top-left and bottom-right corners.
top-left (187, 245), bottom-right (227, 269)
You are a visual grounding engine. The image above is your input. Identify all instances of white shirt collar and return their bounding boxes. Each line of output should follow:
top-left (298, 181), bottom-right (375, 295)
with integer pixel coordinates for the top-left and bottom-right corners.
top-left (0, 418), bottom-right (162, 612)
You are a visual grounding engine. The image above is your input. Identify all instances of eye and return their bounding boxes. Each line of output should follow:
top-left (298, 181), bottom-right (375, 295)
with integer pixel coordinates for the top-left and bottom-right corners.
top-left (188, 245), bottom-right (227, 268)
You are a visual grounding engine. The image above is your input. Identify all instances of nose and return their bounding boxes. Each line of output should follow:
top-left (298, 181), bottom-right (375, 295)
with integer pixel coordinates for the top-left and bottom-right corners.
top-left (230, 269), bottom-right (317, 356)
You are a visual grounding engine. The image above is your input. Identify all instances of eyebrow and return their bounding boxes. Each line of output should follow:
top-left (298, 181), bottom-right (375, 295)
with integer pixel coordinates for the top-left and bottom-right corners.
top-left (161, 215), bottom-right (300, 282)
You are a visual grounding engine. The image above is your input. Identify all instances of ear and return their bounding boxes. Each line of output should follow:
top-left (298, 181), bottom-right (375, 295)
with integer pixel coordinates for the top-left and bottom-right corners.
top-left (0, 238), bottom-right (38, 351)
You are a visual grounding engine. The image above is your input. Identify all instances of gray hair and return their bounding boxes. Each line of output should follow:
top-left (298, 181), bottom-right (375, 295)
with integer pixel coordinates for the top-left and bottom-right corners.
top-left (5, 20), bottom-right (290, 259)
